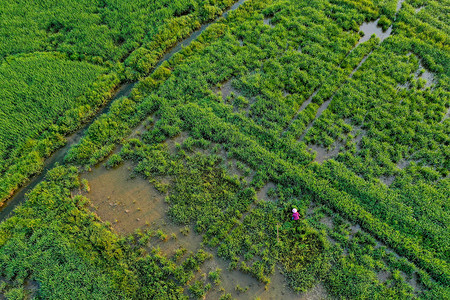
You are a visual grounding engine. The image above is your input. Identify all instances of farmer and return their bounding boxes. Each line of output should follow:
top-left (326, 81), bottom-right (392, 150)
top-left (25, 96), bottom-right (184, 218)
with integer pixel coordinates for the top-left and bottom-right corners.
top-left (292, 208), bottom-right (300, 221)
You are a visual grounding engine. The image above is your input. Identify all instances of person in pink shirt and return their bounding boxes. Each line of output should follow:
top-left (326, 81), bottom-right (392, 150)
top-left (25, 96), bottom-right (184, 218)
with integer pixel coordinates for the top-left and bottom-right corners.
top-left (292, 208), bottom-right (300, 220)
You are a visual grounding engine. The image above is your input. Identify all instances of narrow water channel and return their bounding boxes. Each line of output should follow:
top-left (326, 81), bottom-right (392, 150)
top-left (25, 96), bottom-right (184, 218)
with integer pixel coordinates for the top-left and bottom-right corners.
top-left (0, 0), bottom-right (249, 223)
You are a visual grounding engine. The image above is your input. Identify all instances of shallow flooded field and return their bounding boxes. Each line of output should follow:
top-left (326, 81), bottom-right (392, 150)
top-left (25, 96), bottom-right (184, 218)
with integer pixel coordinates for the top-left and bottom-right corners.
top-left (83, 162), bottom-right (166, 235)
top-left (82, 157), bottom-right (328, 299)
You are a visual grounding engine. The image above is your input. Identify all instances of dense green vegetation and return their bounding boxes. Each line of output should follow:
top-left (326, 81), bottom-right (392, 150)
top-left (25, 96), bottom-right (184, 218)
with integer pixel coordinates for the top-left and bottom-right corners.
top-left (0, 0), bottom-right (243, 205)
top-left (0, 0), bottom-right (235, 64)
top-left (0, 0), bottom-right (448, 298)
top-left (0, 165), bottom-right (217, 299)
top-left (0, 52), bottom-right (111, 202)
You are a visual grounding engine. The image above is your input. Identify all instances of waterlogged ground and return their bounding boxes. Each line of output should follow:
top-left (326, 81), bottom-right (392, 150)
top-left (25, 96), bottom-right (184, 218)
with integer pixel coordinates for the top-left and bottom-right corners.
top-left (82, 162), bottom-right (166, 235)
top-left (82, 160), bottom-right (328, 299)
top-left (307, 202), bottom-right (425, 297)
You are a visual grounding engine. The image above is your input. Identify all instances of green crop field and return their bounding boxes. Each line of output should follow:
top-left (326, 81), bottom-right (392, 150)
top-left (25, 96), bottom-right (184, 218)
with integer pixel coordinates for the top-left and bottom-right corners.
top-left (0, 0), bottom-right (448, 299)
top-left (0, 0), bottom-right (242, 204)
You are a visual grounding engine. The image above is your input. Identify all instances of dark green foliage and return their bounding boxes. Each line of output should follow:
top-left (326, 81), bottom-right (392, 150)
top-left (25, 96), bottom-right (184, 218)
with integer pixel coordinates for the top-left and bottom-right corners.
top-left (105, 154), bottom-right (123, 169)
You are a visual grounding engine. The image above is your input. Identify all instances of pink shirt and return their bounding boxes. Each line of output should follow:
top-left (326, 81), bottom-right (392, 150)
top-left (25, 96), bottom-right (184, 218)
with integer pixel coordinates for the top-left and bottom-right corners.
top-left (292, 212), bottom-right (300, 220)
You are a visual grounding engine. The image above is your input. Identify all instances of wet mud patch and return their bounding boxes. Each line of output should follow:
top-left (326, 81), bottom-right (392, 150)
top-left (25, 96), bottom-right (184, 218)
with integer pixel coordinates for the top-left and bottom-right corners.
top-left (256, 181), bottom-right (276, 201)
top-left (0, 277), bottom-right (39, 300)
top-left (352, 126), bottom-right (367, 152)
top-left (165, 131), bottom-right (189, 155)
top-left (224, 158), bottom-right (254, 183)
top-left (127, 115), bottom-right (155, 139)
top-left (282, 89), bottom-right (318, 135)
top-left (147, 223), bottom-right (204, 258)
top-left (83, 161), bottom-right (167, 235)
top-left (306, 205), bottom-right (315, 218)
top-left (263, 18), bottom-right (275, 28)
top-left (380, 175), bottom-right (395, 186)
top-left (320, 215), bottom-right (334, 229)
top-left (397, 0), bottom-right (405, 12)
top-left (145, 220), bottom-right (308, 300)
top-left (442, 107), bottom-right (450, 122)
top-left (211, 146), bottom-right (255, 183)
top-left (408, 272), bottom-right (421, 294)
top-left (349, 52), bottom-right (372, 78)
top-left (397, 159), bottom-right (409, 170)
top-left (309, 144), bottom-right (343, 164)
top-left (397, 60), bottom-right (436, 90)
top-left (350, 223), bottom-right (361, 236)
top-left (377, 270), bottom-right (390, 283)
top-left (415, 61), bottom-right (435, 88)
top-left (216, 79), bottom-right (242, 103)
top-left (415, 6), bottom-right (424, 13)
top-left (298, 96), bottom-right (334, 142)
top-left (299, 282), bottom-right (328, 300)
top-left (357, 19), bottom-right (392, 46)
top-left (204, 261), bottom-right (301, 300)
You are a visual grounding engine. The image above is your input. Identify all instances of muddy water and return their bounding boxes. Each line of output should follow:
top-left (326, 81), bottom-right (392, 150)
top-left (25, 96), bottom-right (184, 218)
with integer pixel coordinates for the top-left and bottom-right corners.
top-left (357, 20), bottom-right (393, 46)
top-left (309, 143), bottom-right (343, 164)
top-left (78, 139), bottom-right (320, 299)
top-left (357, 0), bottom-right (403, 46)
top-left (256, 181), bottom-right (276, 201)
top-left (144, 209), bottom-right (302, 300)
top-left (203, 259), bottom-right (301, 300)
top-left (83, 161), bottom-right (320, 299)
top-left (416, 61), bottom-right (435, 87)
top-left (82, 162), bottom-right (168, 235)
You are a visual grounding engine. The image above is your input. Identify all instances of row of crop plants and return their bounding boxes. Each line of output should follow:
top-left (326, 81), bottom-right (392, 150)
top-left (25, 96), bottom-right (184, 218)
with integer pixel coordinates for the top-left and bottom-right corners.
top-left (0, 0), bottom-right (248, 205)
